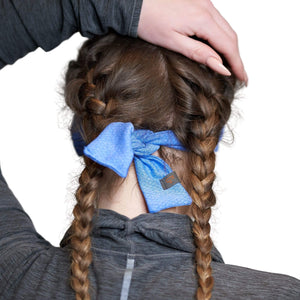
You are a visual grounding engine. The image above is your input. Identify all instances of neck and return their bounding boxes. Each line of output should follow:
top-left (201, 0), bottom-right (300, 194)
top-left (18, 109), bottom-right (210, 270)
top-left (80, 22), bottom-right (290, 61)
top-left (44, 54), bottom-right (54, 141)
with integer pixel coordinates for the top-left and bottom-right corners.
top-left (97, 164), bottom-right (189, 219)
top-left (97, 164), bottom-right (148, 219)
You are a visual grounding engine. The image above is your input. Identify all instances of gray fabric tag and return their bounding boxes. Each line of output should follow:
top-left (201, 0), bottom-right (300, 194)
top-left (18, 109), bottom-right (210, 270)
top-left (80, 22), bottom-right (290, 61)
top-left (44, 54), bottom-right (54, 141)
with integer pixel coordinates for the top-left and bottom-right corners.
top-left (160, 171), bottom-right (180, 190)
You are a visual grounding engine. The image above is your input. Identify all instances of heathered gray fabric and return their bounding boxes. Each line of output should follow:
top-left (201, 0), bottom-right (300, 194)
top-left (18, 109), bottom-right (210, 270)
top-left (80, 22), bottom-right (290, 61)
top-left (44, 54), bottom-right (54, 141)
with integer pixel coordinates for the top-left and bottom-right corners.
top-left (1, 167), bottom-right (300, 299)
top-left (0, 0), bottom-right (143, 68)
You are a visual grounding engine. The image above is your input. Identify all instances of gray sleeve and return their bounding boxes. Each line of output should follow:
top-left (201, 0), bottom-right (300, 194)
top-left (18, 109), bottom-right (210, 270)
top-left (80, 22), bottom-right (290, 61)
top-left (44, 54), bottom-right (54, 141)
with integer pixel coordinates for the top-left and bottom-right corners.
top-left (212, 262), bottom-right (300, 299)
top-left (0, 167), bottom-right (49, 249)
top-left (0, 167), bottom-right (53, 292)
top-left (0, 0), bottom-right (143, 68)
top-left (0, 168), bottom-right (7, 185)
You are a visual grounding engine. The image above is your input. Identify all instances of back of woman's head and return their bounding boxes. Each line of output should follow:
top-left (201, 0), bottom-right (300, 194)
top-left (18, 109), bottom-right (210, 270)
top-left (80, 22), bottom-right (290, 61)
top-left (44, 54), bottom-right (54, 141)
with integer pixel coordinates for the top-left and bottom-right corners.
top-left (64, 33), bottom-right (239, 300)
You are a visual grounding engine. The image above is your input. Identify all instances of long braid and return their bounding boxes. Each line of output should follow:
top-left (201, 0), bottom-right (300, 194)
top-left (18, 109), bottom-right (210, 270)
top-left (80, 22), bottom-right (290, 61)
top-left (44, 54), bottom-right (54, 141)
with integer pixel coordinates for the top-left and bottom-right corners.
top-left (69, 166), bottom-right (97, 300)
top-left (68, 71), bottom-right (108, 300)
top-left (163, 51), bottom-right (234, 299)
top-left (189, 114), bottom-right (219, 300)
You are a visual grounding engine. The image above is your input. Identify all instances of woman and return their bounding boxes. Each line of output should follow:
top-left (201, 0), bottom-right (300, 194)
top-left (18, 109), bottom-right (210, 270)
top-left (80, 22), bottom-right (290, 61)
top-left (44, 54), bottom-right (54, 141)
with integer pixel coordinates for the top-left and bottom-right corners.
top-left (1, 33), bottom-right (299, 300)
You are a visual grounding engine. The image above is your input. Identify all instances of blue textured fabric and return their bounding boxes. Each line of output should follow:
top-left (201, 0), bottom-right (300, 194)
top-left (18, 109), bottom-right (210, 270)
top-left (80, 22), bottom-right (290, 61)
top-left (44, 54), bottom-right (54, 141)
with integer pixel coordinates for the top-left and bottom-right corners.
top-left (214, 127), bottom-right (224, 152)
top-left (84, 122), bottom-right (192, 213)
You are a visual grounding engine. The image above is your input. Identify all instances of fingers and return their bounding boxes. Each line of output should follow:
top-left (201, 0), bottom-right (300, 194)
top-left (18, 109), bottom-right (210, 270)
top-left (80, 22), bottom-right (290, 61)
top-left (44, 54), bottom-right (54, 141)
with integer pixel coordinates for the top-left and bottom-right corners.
top-left (137, 0), bottom-right (248, 83)
top-left (206, 0), bottom-right (236, 40)
top-left (207, 7), bottom-right (248, 84)
top-left (193, 17), bottom-right (246, 82)
top-left (165, 33), bottom-right (231, 76)
top-left (186, 4), bottom-right (246, 82)
top-left (202, 1), bottom-right (248, 83)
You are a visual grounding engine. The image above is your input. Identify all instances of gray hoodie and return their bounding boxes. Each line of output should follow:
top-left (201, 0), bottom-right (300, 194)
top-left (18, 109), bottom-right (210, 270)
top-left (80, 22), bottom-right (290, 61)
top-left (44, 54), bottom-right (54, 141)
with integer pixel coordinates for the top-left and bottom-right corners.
top-left (0, 168), bottom-right (299, 299)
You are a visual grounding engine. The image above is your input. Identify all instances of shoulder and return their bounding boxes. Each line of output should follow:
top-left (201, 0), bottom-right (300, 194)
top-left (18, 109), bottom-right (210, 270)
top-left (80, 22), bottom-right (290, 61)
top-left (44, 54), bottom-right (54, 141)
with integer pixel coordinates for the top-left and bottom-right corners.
top-left (212, 262), bottom-right (300, 300)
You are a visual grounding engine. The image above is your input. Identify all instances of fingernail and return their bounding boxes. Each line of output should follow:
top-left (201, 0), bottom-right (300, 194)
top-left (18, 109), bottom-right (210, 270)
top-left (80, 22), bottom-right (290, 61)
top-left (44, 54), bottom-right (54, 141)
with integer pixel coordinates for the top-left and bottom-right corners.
top-left (244, 70), bottom-right (249, 86)
top-left (207, 57), bottom-right (231, 76)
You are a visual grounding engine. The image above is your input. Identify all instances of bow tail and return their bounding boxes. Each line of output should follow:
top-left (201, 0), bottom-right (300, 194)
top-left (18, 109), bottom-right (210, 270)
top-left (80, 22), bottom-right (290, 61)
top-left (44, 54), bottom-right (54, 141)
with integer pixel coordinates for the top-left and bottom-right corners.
top-left (134, 156), bottom-right (192, 213)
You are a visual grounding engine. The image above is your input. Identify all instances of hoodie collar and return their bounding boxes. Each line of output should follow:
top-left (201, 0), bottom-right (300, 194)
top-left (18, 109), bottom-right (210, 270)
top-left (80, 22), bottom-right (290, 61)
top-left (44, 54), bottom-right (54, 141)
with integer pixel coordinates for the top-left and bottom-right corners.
top-left (91, 209), bottom-right (224, 263)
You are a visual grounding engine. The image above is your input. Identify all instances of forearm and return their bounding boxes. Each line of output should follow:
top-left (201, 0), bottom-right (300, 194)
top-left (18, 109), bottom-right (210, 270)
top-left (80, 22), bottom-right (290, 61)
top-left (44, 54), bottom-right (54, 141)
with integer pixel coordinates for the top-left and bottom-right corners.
top-left (0, 0), bottom-right (142, 69)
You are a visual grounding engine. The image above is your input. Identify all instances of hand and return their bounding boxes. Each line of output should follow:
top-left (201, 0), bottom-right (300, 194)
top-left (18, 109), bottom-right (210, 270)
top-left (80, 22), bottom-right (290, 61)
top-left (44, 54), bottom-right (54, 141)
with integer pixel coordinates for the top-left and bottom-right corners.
top-left (138, 0), bottom-right (247, 84)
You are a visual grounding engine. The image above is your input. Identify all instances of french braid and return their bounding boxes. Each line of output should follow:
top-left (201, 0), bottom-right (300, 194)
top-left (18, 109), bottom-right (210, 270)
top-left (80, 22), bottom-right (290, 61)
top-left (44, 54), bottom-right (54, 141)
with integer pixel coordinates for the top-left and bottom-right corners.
top-left (186, 91), bottom-right (232, 300)
top-left (189, 115), bottom-right (219, 300)
top-left (68, 75), bottom-right (107, 300)
top-left (69, 165), bottom-right (98, 300)
top-left (68, 65), bottom-right (126, 299)
top-left (164, 52), bottom-right (234, 299)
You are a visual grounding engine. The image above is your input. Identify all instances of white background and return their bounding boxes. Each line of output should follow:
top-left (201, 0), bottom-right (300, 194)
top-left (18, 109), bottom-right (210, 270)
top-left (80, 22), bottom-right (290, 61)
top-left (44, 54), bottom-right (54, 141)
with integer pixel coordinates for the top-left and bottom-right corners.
top-left (0, 0), bottom-right (299, 279)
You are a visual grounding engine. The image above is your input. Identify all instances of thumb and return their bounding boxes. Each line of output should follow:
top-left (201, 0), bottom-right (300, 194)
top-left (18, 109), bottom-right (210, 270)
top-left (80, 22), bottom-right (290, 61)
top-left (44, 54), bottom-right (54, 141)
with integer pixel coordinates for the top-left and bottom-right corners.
top-left (166, 33), bottom-right (231, 76)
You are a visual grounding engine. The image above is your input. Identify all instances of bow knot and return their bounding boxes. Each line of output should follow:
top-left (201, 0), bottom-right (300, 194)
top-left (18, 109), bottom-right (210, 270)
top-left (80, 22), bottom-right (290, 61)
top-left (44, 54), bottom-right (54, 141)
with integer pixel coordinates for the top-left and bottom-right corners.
top-left (84, 122), bottom-right (192, 213)
top-left (131, 132), bottom-right (159, 156)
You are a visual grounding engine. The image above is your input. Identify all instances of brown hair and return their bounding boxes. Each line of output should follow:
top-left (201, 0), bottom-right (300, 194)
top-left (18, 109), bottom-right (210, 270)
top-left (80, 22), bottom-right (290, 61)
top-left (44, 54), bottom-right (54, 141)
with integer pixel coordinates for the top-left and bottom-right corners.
top-left (63, 33), bottom-right (239, 300)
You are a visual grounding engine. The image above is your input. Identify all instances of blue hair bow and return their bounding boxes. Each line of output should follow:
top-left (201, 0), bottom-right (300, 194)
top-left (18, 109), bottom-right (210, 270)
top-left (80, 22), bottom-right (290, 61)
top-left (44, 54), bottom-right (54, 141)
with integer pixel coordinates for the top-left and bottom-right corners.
top-left (83, 122), bottom-right (192, 213)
